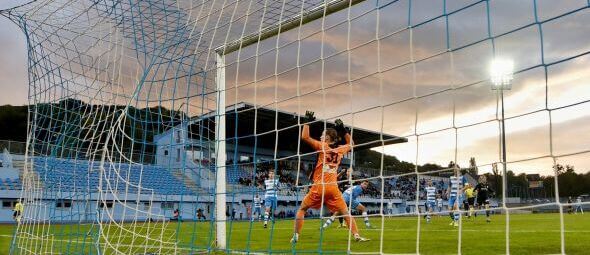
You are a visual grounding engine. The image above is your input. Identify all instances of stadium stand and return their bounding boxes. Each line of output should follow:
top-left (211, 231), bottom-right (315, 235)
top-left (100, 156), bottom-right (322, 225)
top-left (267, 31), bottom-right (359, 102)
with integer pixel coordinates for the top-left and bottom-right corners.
top-left (0, 178), bottom-right (22, 190)
top-left (32, 157), bottom-right (193, 195)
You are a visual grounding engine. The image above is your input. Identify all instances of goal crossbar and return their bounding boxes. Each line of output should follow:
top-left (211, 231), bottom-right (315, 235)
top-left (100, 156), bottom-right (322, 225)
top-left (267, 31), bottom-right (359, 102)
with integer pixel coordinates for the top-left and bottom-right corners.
top-left (216, 0), bottom-right (367, 55)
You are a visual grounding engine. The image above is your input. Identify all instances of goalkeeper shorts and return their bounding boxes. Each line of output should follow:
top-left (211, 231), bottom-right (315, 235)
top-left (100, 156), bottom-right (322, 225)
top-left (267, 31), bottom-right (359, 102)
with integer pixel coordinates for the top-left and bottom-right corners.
top-left (302, 186), bottom-right (348, 213)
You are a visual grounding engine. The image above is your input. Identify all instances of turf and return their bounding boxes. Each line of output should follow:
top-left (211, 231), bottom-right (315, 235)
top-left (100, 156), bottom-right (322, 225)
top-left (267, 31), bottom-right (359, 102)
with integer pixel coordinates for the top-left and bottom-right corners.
top-left (1, 213), bottom-right (588, 254)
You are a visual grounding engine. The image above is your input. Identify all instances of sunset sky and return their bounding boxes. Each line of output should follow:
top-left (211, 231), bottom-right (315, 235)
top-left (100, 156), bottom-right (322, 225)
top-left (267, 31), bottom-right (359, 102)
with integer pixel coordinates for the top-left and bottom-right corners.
top-left (1, 0), bottom-right (588, 176)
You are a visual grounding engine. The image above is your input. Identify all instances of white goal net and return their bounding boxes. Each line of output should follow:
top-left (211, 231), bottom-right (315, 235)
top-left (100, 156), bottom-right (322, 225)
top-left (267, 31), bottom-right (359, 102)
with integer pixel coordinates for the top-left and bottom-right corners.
top-left (1, 0), bottom-right (589, 254)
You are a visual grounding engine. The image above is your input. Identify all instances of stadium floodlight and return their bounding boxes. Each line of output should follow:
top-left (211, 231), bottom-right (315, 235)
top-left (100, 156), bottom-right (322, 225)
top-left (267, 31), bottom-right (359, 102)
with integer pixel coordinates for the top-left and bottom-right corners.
top-left (490, 58), bottom-right (514, 90)
top-left (490, 57), bottom-right (514, 255)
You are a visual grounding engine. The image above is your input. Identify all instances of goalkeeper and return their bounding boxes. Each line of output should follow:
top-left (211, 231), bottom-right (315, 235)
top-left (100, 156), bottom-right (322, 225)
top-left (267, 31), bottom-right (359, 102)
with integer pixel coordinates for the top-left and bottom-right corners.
top-left (291, 111), bottom-right (369, 244)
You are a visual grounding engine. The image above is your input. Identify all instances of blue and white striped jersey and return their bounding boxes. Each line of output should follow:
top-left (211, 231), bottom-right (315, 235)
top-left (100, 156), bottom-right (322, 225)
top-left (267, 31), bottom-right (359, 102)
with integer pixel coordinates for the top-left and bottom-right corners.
top-left (264, 179), bottom-right (279, 198)
top-left (254, 196), bottom-right (262, 208)
top-left (425, 186), bottom-right (436, 201)
top-left (343, 185), bottom-right (363, 199)
top-left (436, 198), bottom-right (443, 207)
top-left (449, 176), bottom-right (461, 198)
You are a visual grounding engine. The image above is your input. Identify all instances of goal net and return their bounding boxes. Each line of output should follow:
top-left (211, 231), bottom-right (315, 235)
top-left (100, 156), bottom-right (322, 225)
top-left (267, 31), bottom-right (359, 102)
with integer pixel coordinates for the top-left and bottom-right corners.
top-left (1, 0), bottom-right (589, 254)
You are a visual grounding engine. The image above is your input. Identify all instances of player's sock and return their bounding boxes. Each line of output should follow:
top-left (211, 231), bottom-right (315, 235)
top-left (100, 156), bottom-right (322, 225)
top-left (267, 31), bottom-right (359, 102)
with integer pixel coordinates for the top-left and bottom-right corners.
top-left (323, 215), bottom-right (335, 229)
top-left (453, 211), bottom-right (459, 222)
top-left (449, 212), bottom-right (454, 220)
top-left (264, 211), bottom-right (269, 227)
top-left (362, 212), bottom-right (371, 227)
top-left (343, 214), bottom-right (358, 235)
top-left (426, 215), bottom-right (431, 223)
top-left (294, 210), bottom-right (306, 234)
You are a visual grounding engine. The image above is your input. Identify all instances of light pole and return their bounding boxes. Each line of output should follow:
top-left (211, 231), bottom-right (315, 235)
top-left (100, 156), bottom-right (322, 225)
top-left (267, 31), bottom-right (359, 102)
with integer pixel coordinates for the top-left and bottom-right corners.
top-left (490, 58), bottom-right (513, 170)
top-left (490, 57), bottom-right (513, 254)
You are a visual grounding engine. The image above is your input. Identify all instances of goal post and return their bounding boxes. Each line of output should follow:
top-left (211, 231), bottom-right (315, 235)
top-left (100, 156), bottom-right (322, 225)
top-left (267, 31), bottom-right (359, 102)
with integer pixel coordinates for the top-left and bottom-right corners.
top-left (214, 53), bottom-right (227, 249)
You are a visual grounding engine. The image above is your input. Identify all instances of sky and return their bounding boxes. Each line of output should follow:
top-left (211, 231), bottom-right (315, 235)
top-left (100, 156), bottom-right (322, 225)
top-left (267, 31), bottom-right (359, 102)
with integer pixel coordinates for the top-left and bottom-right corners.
top-left (0, 0), bottom-right (588, 176)
top-left (0, 1), bottom-right (28, 106)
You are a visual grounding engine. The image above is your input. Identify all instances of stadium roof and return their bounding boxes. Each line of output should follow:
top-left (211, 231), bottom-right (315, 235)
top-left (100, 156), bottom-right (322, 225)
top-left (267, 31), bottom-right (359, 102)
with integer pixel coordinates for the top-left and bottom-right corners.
top-left (184, 102), bottom-right (407, 153)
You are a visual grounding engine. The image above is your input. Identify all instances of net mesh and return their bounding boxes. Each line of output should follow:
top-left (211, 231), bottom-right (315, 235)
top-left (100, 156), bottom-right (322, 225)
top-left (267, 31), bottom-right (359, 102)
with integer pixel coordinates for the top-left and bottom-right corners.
top-left (1, 0), bottom-right (589, 254)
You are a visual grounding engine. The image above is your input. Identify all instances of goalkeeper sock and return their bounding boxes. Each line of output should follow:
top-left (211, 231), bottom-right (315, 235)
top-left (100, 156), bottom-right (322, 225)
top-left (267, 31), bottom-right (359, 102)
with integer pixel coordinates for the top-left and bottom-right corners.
top-left (294, 210), bottom-right (306, 234)
top-left (323, 215), bottom-right (335, 228)
top-left (362, 212), bottom-right (371, 227)
top-left (343, 214), bottom-right (359, 235)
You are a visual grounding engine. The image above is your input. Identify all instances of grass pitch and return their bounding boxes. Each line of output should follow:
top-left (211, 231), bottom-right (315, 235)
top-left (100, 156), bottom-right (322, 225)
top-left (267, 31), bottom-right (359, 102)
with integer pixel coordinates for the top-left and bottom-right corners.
top-left (1, 213), bottom-right (588, 254)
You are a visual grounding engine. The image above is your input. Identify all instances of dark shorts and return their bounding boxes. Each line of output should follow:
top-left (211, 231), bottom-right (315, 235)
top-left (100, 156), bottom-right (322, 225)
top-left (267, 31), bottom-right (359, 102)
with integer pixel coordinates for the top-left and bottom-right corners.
top-left (467, 197), bottom-right (475, 206)
top-left (477, 196), bottom-right (490, 205)
top-left (13, 211), bottom-right (21, 217)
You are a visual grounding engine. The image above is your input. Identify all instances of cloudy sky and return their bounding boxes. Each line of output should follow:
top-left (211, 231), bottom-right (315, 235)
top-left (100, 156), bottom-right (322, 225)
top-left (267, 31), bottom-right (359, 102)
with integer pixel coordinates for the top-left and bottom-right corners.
top-left (222, 0), bottom-right (590, 175)
top-left (0, 1), bottom-right (28, 106)
top-left (1, 0), bottom-right (588, 176)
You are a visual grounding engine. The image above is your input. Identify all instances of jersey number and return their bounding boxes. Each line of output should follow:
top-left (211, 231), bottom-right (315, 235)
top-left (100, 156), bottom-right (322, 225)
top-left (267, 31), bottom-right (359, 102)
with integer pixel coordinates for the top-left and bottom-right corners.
top-left (325, 152), bottom-right (339, 164)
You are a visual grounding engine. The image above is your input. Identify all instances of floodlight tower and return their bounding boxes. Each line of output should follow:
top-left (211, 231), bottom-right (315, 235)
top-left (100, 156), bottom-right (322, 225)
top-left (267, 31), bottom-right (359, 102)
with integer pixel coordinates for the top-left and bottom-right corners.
top-left (490, 58), bottom-right (513, 255)
top-left (489, 58), bottom-right (513, 170)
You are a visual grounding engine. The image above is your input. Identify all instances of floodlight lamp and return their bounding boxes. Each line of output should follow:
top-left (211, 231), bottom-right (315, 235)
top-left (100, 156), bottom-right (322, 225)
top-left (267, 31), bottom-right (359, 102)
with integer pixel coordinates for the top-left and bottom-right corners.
top-left (490, 58), bottom-right (514, 88)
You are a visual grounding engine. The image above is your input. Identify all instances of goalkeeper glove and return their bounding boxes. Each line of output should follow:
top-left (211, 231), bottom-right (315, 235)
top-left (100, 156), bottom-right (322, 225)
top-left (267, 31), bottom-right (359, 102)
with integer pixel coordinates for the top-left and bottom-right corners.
top-left (334, 118), bottom-right (349, 134)
top-left (301, 110), bottom-right (316, 124)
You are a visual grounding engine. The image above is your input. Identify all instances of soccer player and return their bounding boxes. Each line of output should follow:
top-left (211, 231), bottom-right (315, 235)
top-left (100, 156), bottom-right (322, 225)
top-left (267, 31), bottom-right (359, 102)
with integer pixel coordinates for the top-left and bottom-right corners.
top-left (196, 208), bottom-right (206, 221)
top-left (424, 179), bottom-right (436, 223)
top-left (172, 208), bottom-right (180, 221)
top-left (13, 199), bottom-right (23, 223)
top-left (322, 180), bottom-right (373, 229)
top-left (291, 112), bottom-right (369, 244)
top-left (436, 194), bottom-right (443, 216)
top-left (464, 183), bottom-right (475, 218)
top-left (387, 199), bottom-right (394, 216)
top-left (252, 194), bottom-right (263, 221)
top-left (474, 175), bottom-right (494, 222)
top-left (446, 167), bottom-right (466, 227)
top-left (575, 196), bottom-right (584, 214)
top-left (263, 171), bottom-right (279, 228)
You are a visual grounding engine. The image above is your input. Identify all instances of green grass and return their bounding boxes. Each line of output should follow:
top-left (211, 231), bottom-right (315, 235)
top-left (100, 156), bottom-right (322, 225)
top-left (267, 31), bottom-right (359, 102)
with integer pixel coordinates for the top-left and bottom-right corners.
top-left (2, 213), bottom-right (589, 254)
